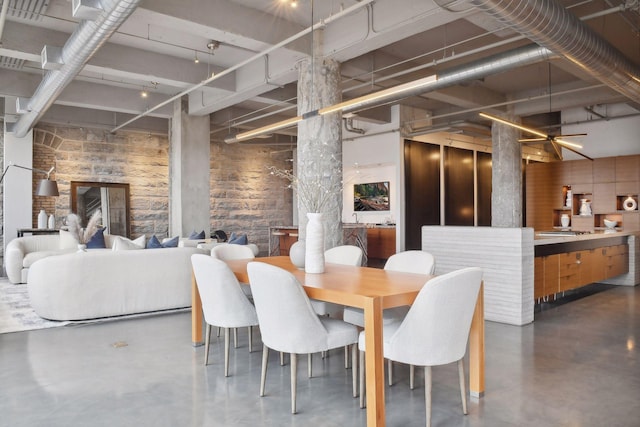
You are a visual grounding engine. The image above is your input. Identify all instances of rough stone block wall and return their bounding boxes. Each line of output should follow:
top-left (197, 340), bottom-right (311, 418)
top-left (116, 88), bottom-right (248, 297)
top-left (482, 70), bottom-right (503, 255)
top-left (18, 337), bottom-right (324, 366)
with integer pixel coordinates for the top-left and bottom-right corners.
top-left (210, 141), bottom-right (293, 255)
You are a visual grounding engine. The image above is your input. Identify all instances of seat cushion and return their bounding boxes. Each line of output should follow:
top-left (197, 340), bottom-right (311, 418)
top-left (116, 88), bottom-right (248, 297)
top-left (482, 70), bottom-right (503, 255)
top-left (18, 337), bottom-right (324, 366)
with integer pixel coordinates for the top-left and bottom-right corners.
top-left (23, 249), bottom-right (75, 268)
top-left (321, 317), bottom-right (358, 349)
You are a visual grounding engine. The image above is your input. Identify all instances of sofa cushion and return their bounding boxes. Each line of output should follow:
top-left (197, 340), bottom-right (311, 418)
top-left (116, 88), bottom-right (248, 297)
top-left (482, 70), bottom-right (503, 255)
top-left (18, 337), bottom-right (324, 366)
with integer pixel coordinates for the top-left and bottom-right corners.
top-left (23, 249), bottom-right (75, 268)
top-left (147, 235), bottom-right (179, 249)
top-left (112, 235), bottom-right (145, 251)
top-left (189, 230), bottom-right (206, 240)
top-left (86, 228), bottom-right (106, 249)
top-left (229, 232), bottom-right (248, 245)
top-left (59, 230), bottom-right (78, 249)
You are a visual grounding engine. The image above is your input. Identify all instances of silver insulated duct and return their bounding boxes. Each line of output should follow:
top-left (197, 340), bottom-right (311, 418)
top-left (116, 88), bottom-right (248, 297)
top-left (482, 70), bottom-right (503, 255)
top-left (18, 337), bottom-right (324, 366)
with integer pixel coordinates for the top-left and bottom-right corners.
top-left (468, 0), bottom-right (640, 105)
top-left (10, 0), bottom-right (141, 137)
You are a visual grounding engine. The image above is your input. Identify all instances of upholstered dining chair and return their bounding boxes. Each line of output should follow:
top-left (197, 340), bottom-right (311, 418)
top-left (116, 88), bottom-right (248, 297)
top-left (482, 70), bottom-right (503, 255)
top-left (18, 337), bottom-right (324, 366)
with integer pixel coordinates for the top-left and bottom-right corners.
top-left (247, 261), bottom-right (360, 414)
top-left (343, 250), bottom-right (436, 385)
top-left (211, 243), bottom-right (256, 342)
top-left (190, 254), bottom-right (259, 377)
top-left (358, 267), bottom-right (483, 427)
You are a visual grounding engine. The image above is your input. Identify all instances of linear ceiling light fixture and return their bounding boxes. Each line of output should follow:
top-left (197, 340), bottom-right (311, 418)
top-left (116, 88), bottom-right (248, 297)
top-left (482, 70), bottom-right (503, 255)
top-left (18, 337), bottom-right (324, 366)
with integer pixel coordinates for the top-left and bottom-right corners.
top-left (225, 74), bottom-right (438, 143)
top-left (479, 112), bottom-right (583, 149)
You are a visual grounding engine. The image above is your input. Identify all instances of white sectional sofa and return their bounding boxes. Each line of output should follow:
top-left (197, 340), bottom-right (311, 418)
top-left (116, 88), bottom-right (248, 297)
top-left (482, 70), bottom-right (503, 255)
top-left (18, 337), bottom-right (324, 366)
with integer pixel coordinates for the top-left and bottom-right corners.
top-left (27, 246), bottom-right (203, 321)
top-left (5, 235), bottom-right (73, 284)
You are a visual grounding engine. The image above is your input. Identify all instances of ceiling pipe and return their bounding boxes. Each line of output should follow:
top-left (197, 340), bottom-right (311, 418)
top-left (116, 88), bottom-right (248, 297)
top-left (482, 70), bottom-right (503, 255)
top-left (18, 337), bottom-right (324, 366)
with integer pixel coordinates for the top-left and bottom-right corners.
top-left (9, 0), bottom-right (141, 138)
top-left (468, 0), bottom-right (640, 105)
top-left (0, 0), bottom-right (10, 46)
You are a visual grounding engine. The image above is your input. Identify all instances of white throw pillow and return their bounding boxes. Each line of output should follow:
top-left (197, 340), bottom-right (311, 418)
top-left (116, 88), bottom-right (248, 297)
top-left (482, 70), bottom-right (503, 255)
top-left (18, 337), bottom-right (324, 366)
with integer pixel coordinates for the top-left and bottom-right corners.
top-left (111, 235), bottom-right (146, 251)
top-left (59, 229), bottom-right (78, 249)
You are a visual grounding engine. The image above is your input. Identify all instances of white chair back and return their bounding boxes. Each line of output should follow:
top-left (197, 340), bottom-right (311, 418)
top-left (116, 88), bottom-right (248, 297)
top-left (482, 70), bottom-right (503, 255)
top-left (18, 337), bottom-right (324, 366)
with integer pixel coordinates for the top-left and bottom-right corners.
top-left (191, 254), bottom-right (258, 328)
top-left (247, 262), bottom-right (330, 354)
top-left (325, 245), bottom-right (363, 266)
top-left (211, 244), bottom-right (256, 260)
top-left (384, 250), bottom-right (435, 275)
top-left (385, 267), bottom-right (482, 366)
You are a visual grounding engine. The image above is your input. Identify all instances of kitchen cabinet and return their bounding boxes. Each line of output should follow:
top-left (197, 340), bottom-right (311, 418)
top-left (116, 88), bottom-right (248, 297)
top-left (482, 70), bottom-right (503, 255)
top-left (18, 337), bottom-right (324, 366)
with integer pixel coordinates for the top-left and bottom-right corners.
top-left (366, 227), bottom-right (396, 260)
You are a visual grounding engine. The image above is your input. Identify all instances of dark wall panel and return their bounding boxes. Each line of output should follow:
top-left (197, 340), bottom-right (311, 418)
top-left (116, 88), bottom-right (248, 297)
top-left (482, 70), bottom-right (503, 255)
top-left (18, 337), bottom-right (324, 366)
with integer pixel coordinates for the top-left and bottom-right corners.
top-left (404, 140), bottom-right (440, 250)
top-left (477, 151), bottom-right (492, 226)
top-left (444, 146), bottom-right (474, 226)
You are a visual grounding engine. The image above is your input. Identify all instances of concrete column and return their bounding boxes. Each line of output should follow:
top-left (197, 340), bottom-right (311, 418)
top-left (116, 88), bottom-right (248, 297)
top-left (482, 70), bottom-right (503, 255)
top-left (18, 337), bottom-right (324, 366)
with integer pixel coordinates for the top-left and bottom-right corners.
top-left (296, 50), bottom-right (342, 249)
top-left (491, 116), bottom-right (522, 227)
top-left (168, 97), bottom-right (210, 237)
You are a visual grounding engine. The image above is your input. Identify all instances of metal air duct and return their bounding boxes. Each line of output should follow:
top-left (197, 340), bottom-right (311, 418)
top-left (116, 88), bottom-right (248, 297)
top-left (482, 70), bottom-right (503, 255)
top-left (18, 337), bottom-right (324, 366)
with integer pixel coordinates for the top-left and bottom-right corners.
top-left (468, 0), bottom-right (640, 104)
top-left (9, 0), bottom-right (141, 137)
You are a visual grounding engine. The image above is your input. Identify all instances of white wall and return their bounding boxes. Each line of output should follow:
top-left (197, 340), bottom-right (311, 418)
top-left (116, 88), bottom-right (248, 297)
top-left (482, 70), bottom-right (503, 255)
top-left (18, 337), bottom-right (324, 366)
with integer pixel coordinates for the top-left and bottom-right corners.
top-left (562, 104), bottom-right (640, 159)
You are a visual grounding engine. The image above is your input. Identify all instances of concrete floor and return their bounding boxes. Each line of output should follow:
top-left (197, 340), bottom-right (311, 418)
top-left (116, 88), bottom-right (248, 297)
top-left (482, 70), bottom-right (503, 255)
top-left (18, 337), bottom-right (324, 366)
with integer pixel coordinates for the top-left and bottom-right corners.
top-left (1, 283), bottom-right (638, 427)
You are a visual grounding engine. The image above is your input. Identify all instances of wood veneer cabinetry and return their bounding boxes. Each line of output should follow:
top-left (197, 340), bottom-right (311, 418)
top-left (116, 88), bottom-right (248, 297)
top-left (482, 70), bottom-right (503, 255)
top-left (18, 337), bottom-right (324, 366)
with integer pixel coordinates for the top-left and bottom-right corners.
top-left (534, 243), bottom-right (629, 300)
top-left (366, 227), bottom-right (396, 260)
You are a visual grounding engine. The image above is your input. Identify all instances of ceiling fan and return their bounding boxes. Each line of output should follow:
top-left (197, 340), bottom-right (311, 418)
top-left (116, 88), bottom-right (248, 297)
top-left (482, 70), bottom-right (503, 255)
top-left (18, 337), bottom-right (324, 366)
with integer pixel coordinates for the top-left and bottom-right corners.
top-left (479, 112), bottom-right (593, 161)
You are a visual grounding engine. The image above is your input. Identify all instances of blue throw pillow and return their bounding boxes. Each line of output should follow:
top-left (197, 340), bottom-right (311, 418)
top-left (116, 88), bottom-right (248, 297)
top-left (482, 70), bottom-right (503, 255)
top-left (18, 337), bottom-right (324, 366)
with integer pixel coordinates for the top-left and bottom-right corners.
top-left (147, 235), bottom-right (180, 249)
top-left (86, 228), bottom-right (106, 249)
top-left (229, 233), bottom-right (248, 245)
top-left (189, 230), bottom-right (206, 240)
top-left (146, 235), bottom-right (163, 249)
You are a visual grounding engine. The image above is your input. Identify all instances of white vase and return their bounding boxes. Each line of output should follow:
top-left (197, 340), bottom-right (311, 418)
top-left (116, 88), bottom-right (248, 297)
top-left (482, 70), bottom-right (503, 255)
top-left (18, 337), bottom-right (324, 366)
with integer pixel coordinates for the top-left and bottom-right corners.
top-left (37, 209), bottom-right (47, 229)
top-left (289, 240), bottom-right (306, 269)
top-left (77, 244), bottom-right (87, 252)
top-left (47, 214), bottom-right (55, 229)
top-left (623, 196), bottom-right (637, 211)
top-left (560, 214), bottom-right (570, 228)
top-left (305, 212), bottom-right (325, 274)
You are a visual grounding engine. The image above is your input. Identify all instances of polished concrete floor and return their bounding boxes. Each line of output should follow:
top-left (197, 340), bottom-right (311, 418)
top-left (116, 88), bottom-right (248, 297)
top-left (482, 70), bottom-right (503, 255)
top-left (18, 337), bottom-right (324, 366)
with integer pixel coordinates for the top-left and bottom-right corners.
top-left (1, 283), bottom-right (639, 427)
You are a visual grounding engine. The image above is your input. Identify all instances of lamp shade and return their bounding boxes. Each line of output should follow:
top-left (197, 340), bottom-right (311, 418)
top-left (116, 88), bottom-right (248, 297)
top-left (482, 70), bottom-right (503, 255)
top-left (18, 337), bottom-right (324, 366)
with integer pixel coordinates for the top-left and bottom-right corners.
top-left (35, 179), bottom-right (59, 196)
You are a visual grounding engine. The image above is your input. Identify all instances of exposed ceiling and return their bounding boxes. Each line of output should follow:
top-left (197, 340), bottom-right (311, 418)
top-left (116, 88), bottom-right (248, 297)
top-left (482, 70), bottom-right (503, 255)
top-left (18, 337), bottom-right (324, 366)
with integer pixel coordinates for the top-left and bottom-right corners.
top-left (0, 0), bottom-right (639, 153)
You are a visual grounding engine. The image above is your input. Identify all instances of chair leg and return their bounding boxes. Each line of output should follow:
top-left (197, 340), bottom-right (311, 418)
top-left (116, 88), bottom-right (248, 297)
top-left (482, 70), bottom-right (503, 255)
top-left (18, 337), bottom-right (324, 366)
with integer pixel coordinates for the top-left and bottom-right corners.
top-left (204, 323), bottom-right (212, 366)
top-left (291, 353), bottom-right (298, 414)
top-left (425, 366), bottom-right (432, 427)
top-left (388, 359), bottom-right (393, 386)
top-left (308, 353), bottom-right (312, 378)
top-left (217, 326), bottom-right (221, 337)
top-left (248, 326), bottom-right (253, 353)
top-left (410, 364), bottom-right (415, 390)
top-left (359, 350), bottom-right (366, 409)
top-left (260, 345), bottom-right (269, 397)
top-left (233, 328), bottom-right (238, 348)
top-left (224, 327), bottom-right (230, 377)
top-left (351, 344), bottom-right (358, 398)
top-left (458, 359), bottom-right (468, 415)
top-left (280, 351), bottom-right (285, 366)
top-left (345, 345), bottom-right (350, 369)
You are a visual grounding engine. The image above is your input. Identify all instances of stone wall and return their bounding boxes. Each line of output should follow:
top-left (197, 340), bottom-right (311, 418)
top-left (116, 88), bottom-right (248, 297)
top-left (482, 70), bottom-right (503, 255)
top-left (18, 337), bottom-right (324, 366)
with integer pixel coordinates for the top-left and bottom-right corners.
top-left (2, 123), bottom-right (293, 261)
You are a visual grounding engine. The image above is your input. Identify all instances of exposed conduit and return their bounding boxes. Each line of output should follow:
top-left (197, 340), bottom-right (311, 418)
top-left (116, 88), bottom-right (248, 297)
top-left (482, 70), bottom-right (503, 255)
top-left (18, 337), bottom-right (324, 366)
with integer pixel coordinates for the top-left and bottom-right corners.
top-left (10, 0), bottom-right (141, 138)
top-left (0, 0), bottom-right (10, 46)
top-left (468, 0), bottom-right (640, 104)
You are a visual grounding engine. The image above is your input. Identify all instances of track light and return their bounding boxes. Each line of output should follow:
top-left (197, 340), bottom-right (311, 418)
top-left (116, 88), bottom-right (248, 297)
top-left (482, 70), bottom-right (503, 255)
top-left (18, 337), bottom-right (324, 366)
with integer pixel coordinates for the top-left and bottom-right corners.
top-left (194, 50), bottom-right (199, 63)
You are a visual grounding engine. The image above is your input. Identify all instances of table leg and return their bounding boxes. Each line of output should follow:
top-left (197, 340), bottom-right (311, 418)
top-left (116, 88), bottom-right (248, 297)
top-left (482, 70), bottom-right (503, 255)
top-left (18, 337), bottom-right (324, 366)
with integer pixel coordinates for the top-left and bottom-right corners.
top-left (363, 297), bottom-right (385, 427)
top-left (191, 270), bottom-right (204, 346)
top-left (469, 282), bottom-right (485, 397)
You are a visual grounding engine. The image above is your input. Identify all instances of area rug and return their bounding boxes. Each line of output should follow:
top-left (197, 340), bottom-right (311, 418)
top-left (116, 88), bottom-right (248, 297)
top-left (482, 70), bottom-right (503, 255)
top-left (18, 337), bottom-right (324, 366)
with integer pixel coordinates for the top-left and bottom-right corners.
top-left (0, 279), bottom-right (69, 334)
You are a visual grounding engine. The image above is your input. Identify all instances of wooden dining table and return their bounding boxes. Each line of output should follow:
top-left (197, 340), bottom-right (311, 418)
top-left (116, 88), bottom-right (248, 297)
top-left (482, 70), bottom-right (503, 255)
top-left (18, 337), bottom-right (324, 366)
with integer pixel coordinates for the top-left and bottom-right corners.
top-left (191, 256), bottom-right (485, 427)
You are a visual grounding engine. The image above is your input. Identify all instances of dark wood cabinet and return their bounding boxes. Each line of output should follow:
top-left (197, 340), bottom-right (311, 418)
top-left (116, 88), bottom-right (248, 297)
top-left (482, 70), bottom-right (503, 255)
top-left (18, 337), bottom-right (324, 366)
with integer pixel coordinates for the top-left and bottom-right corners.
top-left (367, 227), bottom-right (396, 260)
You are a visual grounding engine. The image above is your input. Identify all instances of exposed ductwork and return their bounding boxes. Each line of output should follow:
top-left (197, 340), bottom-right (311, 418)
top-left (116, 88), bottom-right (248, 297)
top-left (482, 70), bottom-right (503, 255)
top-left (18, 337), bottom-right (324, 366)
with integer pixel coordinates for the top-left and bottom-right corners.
top-left (9, 0), bottom-right (141, 137)
top-left (468, 0), bottom-right (640, 105)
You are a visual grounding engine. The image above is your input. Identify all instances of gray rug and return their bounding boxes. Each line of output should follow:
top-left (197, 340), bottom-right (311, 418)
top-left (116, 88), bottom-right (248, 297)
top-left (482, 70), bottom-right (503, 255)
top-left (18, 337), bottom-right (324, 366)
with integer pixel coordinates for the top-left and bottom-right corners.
top-left (0, 278), bottom-right (69, 334)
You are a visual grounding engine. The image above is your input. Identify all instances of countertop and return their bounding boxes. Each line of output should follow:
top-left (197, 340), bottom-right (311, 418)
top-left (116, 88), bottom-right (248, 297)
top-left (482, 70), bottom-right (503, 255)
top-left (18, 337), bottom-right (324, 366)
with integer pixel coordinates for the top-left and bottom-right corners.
top-left (534, 229), bottom-right (638, 246)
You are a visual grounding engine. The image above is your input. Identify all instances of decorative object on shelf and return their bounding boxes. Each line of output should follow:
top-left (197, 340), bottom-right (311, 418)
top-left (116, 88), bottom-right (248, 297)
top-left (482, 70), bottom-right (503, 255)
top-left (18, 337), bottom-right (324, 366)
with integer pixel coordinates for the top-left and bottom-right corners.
top-left (603, 219), bottom-right (617, 229)
top-left (560, 214), bottom-right (570, 228)
top-left (304, 213), bottom-right (325, 274)
top-left (623, 196), bottom-right (637, 211)
top-left (37, 209), bottom-right (47, 229)
top-left (565, 188), bottom-right (572, 209)
top-left (66, 210), bottom-right (102, 248)
top-left (289, 240), bottom-right (306, 269)
top-left (579, 199), bottom-right (592, 216)
top-left (47, 214), bottom-right (55, 229)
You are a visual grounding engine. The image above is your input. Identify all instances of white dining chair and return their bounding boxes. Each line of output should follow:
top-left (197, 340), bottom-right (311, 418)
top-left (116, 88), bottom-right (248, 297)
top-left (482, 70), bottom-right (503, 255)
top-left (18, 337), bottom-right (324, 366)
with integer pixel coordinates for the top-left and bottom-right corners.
top-left (343, 250), bottom-right (436, 385)
top-left (247, 261), bottom-right (359, 414)
top-left (358, 267), bottom-right (483, 427)
top-left (211, 243), bottom-right (256, 343)
top-left (191, 254), bottom-right (259, 377)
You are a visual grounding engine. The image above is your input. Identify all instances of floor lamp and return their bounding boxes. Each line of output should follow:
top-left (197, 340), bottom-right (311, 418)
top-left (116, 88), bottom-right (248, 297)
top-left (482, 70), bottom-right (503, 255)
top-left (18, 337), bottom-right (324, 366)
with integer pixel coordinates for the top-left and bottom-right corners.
top-left (0, 162), bottom-right (59, 196)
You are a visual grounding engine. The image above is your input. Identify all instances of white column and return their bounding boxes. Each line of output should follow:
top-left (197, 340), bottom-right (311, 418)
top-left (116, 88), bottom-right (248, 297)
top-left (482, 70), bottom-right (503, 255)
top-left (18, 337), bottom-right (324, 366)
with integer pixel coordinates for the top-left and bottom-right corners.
top-left (169, 97), bottom-right (210, 237)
